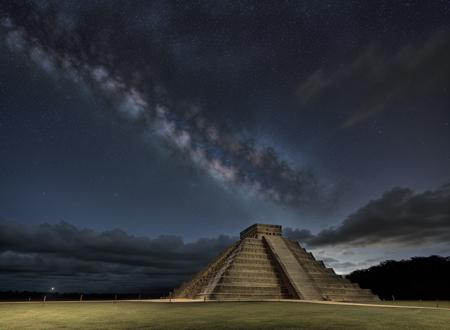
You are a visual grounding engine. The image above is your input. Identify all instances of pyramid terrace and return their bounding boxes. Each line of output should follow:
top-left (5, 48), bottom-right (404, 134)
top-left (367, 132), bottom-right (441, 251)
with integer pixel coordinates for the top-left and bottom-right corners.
top-left (174, 224), bottom-right (379, 302)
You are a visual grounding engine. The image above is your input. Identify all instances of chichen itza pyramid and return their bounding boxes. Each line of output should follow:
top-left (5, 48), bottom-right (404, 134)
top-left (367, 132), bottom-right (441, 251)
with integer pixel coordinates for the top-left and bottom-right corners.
top-left (175, 224), bottom-right (379, 301)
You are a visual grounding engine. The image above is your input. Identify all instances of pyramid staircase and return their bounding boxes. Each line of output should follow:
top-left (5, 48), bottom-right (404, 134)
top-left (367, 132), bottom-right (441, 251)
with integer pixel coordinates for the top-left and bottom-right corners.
top-left (174, 224), bottom-right (378, 302)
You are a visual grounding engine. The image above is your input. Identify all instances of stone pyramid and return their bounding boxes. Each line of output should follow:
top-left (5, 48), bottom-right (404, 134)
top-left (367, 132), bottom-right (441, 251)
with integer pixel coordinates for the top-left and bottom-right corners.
top-left (174, 224), bottom-right (379, 302)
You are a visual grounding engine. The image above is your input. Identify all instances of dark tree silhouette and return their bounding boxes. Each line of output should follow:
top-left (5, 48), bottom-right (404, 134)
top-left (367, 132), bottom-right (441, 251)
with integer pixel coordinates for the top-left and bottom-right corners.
top-left (347, 256), bottom-right (450, 300)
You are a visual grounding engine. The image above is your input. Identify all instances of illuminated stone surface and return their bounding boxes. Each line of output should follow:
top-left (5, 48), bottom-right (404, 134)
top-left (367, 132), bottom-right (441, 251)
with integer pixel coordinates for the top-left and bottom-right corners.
top-left (174, 224), bottom-right (379, 301)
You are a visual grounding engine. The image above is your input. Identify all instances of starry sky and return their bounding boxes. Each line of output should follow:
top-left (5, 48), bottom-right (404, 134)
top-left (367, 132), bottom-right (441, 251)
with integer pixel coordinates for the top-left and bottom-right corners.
top-left (0, 1), bottom-right (449, 294)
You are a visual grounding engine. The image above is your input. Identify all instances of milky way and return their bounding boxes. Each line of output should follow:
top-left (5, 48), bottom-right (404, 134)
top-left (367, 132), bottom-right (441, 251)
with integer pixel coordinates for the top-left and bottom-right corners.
top-left (1, 0), bottom-right (450, 293)
top-left (0, 5), bottom-right (325, 209)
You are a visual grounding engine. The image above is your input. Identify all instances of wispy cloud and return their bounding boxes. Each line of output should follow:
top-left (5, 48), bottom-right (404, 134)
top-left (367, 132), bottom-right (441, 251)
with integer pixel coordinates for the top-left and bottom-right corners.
top-left (297, 31), bottom-right (450, 128)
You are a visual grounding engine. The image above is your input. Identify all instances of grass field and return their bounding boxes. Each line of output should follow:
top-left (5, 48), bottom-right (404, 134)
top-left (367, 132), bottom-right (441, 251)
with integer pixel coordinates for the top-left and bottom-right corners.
top-left (1, 301), bottom-right (449, 329)
top-left (374, 300), bottom-right (450, 309)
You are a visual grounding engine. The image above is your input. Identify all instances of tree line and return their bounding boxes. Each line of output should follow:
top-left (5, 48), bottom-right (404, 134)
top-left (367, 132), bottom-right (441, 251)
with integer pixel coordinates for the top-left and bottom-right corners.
top-left (347, 255), bottom-right (450, 300)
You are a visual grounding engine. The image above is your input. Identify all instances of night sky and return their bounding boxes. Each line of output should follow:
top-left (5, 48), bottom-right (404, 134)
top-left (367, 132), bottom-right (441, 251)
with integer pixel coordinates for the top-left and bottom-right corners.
top-left (1, 1), bottom-right (449, 294)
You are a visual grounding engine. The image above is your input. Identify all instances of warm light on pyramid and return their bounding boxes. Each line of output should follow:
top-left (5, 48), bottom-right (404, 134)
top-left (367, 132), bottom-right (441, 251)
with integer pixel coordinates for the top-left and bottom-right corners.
top-left (175, 224), bottom-right (379, 301)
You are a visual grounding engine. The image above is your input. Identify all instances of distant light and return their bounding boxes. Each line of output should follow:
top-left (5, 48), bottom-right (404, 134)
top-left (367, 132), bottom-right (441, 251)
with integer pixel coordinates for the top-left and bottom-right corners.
top-left (51, 287), bottom-right (55, 291)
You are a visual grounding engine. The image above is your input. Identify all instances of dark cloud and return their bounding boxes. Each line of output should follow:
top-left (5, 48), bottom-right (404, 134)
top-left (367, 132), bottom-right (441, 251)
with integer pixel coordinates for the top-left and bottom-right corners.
top-left (283, 227), bottom-right (313, 242)
top-left (0, 220), bottom-right (235, 293)
top-left (286, 184), bottom-right (450, 247)
top-left (315, 256), bottom-right (359, 274)
top-left (327, 261), bottom-right (358, 270)
top-left (320, 257), bottom-right (338, 264)
top-left (297, 31), bottom-right (450, 128)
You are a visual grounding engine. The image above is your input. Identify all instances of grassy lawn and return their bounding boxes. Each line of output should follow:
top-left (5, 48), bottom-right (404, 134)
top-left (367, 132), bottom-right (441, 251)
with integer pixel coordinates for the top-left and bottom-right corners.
top-left (0, 301), bottom-right (449, 329)
top-left (372, 300), bottom-right (450, 309)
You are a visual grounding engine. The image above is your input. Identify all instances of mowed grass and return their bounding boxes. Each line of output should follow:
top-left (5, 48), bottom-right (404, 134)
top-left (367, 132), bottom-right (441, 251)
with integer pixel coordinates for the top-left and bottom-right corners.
top-left (1, 301), bottom-right (450, 329)
top-left (373, 300), bottom-right (450, 309)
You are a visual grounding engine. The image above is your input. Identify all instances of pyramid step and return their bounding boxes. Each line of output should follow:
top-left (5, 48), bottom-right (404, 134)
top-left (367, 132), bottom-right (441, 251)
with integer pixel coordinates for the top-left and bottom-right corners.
top-left (319, 287), bottom-right (371, 294)
top-left (227, 268), bottom-right (278, 276)
top-left (290, 249), bottom-right (315, 257)
top-left (228, 263), bottom-right (274, 272)
top-left (302, 267), bottom-right (328, 273)
top-left (311, 279), bottom-right (351, 287)
top-left (213, 287), bottom-right (289, 295)
top-left (205, 292), bottom-right (292, 300)
top-left (239, 247), bottom-right (267, 253)
top-left (312, 275), bottom-right (340, 285)
top-left (241, 240), bottom-right (265, 246)
top-left (233, 258), bottom-right (276, 266)
top-left (241, 238), bottom-right (265, 245)
top-left (215, 282), bottom-right (286, 289)
top-left (224, 271), bottom-right (280, 280)
top-left (230, 264), bottom-right (277, 271)
top-left (303, 268), bottom-right (335, 275)
top-left (291, 256), bottom-right (317, 262)
top-left (213, 285), bottom-right (290, 295)
top-left (224, 269), bottom-right (281, 278)
top-left (237, 252), bottom-right (275, 259)
top-left (220, 276), bottom-right (283, 285)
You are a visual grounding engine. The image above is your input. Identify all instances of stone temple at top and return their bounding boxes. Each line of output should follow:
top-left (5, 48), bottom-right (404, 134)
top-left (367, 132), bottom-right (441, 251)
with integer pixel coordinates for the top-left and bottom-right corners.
top-left (174, 224), bottom-right (378, 301)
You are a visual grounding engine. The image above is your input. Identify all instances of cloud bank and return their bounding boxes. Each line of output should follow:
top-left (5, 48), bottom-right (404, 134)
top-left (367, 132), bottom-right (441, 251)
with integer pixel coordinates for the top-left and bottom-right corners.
top-left (1, 183), bottom-right (449, 291)
top-left (286, 183), bottom-right (450, 247)
top-left (0, 220), bottom-right (235, 293)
